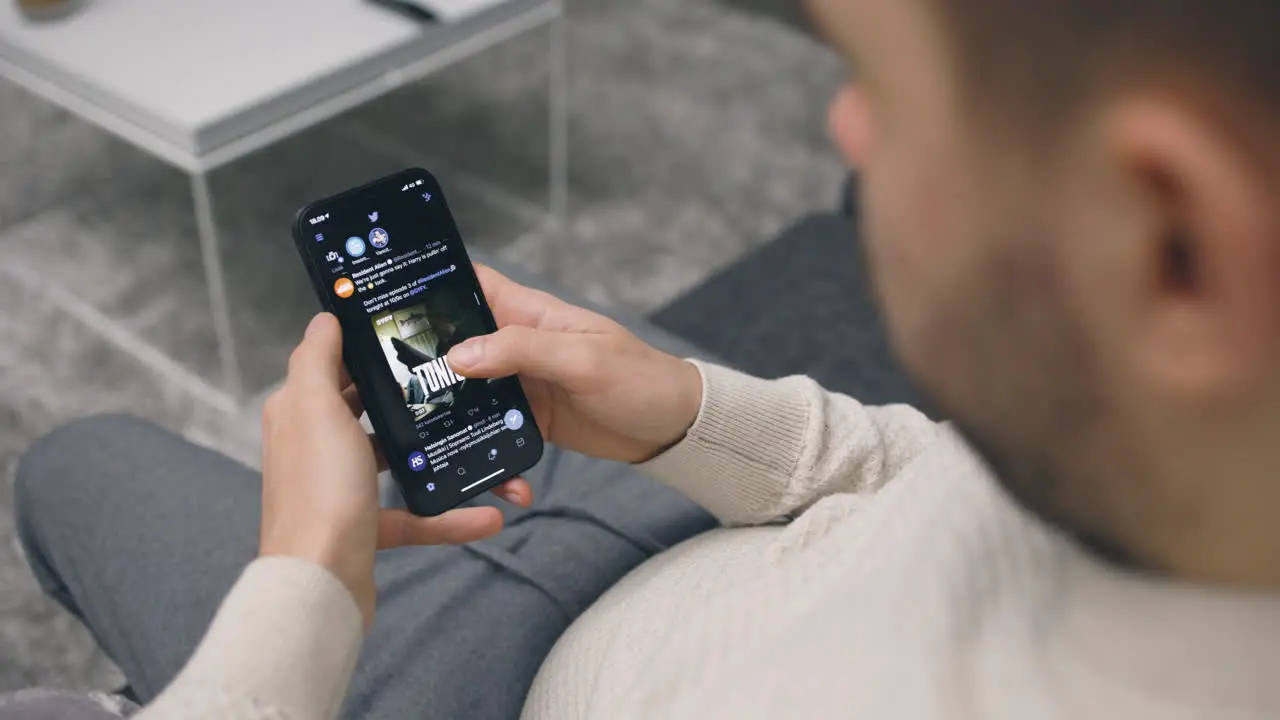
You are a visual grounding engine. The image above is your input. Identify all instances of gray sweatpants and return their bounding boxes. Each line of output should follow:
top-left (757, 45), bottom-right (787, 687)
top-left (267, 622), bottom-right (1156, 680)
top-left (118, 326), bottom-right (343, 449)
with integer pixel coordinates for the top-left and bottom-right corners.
top-left (13, 414), bottom-right (715, 719)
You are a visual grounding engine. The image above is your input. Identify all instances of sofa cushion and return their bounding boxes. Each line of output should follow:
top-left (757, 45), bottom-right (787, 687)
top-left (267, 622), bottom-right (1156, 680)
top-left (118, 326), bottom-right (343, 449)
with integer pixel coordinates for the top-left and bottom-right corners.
top-left (648, 213), bottom-right (935, 415)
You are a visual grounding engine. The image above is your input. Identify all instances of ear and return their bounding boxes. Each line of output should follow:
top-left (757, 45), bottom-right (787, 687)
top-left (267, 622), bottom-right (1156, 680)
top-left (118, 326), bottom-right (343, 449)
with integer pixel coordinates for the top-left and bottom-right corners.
top-left (1105, 97), bottom-right (1280, 397)
top-left (829, 84), bottom-right (873, 169)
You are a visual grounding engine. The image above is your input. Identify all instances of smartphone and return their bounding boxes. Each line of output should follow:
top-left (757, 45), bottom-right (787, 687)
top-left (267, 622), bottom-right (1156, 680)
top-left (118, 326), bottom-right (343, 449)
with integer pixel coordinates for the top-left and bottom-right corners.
top-left (292, 168), bottom-right (544, 516)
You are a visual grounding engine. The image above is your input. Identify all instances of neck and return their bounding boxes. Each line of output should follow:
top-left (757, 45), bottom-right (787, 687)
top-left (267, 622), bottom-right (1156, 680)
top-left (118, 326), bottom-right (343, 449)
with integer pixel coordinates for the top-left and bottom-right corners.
top-left (1093, 402), bottom-right (1280, 589)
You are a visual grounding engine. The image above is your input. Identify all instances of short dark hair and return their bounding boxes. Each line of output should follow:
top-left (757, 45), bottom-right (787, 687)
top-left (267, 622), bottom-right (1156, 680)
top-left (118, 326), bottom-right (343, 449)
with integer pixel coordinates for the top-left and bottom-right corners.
top-left (929, 0), bottom-right (1280, 141)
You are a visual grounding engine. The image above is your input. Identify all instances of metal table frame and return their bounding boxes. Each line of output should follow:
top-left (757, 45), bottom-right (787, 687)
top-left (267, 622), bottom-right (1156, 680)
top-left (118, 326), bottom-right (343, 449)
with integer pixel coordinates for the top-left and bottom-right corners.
top-left (0, 0), bottom-right (568, 411)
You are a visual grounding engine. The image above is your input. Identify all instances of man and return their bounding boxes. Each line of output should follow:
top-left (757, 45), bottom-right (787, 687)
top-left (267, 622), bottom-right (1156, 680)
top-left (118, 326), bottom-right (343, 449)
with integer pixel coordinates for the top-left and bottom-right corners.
top-left (12, 0), bottom-right (1280, 717)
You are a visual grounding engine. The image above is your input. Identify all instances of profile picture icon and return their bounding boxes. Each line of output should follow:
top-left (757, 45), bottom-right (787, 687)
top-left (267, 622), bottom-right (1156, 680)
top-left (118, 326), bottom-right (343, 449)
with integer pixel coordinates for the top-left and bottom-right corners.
top-left (333, 277), bottom-right (355, 299)
top-left (345, 235), bottom-right (367, 258)
top-left (369, 227), bottom-right (390, 249)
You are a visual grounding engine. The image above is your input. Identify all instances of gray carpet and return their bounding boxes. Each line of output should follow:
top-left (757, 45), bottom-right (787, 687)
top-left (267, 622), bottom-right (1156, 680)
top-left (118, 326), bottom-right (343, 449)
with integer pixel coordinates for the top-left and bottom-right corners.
top-left (0, 0), bottom-right (843, 694)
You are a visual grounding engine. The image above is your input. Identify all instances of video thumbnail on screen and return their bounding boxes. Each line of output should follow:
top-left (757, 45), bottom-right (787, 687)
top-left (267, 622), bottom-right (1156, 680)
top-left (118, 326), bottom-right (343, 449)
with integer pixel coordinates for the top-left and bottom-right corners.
top-left (370, 289), bottom-right (491, 424)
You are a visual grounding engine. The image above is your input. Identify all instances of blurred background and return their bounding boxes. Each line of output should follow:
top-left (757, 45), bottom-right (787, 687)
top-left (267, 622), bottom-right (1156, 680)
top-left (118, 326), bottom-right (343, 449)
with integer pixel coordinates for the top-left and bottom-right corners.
top-left (0, 0), bottom-right (903, 693)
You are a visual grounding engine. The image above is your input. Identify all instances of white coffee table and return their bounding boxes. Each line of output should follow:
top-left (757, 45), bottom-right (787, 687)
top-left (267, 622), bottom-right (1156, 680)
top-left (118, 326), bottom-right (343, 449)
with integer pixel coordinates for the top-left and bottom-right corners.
top-left (0, 0), bottom-right (567, 408)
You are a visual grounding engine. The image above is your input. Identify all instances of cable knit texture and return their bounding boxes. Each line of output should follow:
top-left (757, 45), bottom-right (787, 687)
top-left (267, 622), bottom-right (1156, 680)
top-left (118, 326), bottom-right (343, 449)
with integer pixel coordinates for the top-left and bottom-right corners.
top-left (129, 361), bottom-right (1280, 718)
top-left (523, 361), bottom-right (1280, 719)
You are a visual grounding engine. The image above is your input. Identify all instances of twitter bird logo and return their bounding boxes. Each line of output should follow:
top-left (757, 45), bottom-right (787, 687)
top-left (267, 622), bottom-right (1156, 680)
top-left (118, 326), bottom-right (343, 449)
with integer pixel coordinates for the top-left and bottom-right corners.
top-left (368, 211), bottom-right (379, 222)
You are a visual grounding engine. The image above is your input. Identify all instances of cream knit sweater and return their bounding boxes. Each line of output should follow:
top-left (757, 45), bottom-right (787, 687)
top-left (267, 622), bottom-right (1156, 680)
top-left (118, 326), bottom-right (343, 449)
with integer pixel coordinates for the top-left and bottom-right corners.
top-left (137, 362), bottom-right (1280, 719)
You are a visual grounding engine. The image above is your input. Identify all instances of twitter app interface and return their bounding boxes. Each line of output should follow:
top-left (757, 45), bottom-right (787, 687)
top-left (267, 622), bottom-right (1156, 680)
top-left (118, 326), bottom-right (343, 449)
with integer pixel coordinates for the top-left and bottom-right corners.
top-left (304, 174), bottom-right (541, 509)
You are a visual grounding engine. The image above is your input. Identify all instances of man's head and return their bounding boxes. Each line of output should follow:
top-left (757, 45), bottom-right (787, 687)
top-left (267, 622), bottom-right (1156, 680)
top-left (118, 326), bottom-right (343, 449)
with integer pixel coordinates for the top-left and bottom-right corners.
top-left (806, 0), bottom-right (1280, 582)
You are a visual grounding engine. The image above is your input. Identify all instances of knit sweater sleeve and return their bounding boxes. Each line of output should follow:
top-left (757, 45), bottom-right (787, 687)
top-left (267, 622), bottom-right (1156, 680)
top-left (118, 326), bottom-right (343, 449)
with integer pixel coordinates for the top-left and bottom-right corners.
top-left (133, 556), bottom-right (364, 720)
top-left (639, 360), bottom-right (943, 525)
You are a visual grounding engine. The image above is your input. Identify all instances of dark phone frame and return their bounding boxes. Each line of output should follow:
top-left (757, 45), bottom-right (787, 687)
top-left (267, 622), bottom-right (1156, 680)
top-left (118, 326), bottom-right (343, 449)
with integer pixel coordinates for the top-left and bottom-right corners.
top-left (291, 167), bottom-right (544, 516)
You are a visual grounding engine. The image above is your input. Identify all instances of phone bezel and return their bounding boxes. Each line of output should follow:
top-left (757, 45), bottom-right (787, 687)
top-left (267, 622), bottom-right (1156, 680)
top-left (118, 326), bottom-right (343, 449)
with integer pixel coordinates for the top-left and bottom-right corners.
top-left (290, 167), bottom-right (544, 516)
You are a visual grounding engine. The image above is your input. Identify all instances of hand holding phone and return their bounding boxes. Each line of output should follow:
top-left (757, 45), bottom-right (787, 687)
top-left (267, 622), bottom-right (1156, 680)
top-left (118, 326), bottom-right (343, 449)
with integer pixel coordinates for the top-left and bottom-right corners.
top-left (292, 169), bottom-right (544, 517)
top-left (446, 265), bottom-right (704, 465)
top-left (259, 313), bottom-right (529, 627)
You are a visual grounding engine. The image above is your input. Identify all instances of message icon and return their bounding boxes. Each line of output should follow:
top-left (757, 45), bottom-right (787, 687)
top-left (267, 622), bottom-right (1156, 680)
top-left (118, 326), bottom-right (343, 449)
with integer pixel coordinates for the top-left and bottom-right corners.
top-left (333, 277), bottom-right (355, 299)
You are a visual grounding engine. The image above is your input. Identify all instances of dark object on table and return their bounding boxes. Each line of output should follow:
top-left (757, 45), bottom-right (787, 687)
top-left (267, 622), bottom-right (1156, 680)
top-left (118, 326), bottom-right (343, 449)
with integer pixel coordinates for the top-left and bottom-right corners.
top-left (15, 0), bottom-right (85, 22)
top-left (367, 0), bottom-right (440, 23)
top-left (650, 212), bottom-right (937, 416)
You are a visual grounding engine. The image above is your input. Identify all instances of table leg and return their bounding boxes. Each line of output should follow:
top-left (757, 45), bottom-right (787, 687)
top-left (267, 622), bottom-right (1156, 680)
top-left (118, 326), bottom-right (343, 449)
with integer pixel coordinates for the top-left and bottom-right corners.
top-left (190, 171), bottom-right (245, 401)
top-left (548, 6), bottom-right (569, 232)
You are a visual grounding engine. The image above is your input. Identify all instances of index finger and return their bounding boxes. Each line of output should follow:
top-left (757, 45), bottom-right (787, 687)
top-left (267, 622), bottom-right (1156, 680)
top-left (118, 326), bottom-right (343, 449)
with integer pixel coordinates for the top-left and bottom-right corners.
top-left (490, 477), bottom-right (532, 507)
top-left (475, 264), bottom-right (613, 333)
top-left (475, 264), bottom-right (554, 328)
top-left (287, 313), bottom-right (347, 393)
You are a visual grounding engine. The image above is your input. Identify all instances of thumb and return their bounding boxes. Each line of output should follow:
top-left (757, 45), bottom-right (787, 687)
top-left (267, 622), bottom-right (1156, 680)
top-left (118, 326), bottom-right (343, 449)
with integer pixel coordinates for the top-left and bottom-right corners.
top-left (289, 313), bottom-right (345, 391)
top-left (447, 325), bottom-right (599, 385)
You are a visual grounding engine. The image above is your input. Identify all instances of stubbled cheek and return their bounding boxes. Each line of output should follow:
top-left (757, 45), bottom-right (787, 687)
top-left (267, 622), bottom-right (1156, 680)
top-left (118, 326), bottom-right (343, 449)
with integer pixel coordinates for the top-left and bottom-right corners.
top-left (862, 157), bottom-right (967, 373)
top-left (865, 163), bottom-right (942, 290)
top-left (862, 210), bottom-right (924, 369)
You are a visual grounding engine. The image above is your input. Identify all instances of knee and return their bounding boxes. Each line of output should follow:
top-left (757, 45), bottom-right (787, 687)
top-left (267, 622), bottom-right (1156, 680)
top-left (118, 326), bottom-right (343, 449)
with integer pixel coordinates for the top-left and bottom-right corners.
top-left (15, 414), bottom-right (172, 527)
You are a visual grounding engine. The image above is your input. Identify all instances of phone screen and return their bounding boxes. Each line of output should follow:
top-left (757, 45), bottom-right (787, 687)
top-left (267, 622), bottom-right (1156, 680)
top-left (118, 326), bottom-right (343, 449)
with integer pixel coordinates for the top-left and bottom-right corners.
top-left (293, 169), bottom-right (543, 516)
